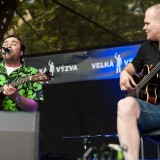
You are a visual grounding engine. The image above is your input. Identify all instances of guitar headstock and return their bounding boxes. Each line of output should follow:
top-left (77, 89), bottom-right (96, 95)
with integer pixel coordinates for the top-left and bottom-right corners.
top-left (31, 71), bottom-right (53, 82)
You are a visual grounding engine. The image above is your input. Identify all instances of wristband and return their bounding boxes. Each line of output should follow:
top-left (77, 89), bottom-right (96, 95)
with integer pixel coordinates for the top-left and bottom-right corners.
top-left (15, 95), bottom-right (21, 103)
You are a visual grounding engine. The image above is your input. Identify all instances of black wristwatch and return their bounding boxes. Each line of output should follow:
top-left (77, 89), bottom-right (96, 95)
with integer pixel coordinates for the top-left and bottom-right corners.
top-left (15, 95), bottom-right (21, 103)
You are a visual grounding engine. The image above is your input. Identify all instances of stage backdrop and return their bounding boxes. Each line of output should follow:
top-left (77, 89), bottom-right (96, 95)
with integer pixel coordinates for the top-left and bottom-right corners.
top-left (24, 42), bottom-right (157, 159)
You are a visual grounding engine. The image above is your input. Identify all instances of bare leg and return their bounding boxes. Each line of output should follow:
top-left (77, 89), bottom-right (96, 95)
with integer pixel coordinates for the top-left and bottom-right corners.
top-left (117, 97), bottom-right (140, 160)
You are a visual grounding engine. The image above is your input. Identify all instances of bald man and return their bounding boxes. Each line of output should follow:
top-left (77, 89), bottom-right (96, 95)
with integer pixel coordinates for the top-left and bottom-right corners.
top-left (117, 4), bottom-right (160, 160)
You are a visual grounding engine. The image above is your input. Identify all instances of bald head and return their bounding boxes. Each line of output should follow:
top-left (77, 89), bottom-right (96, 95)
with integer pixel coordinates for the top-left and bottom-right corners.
top-left (146, 4), bottom-right (160, 20)
top-left (143, 4), bottom-right (160, 41)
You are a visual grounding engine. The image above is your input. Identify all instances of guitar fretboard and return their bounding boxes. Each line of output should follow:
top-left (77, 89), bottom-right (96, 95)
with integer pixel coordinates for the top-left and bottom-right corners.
top-left (0, 76), bottom-right (31, 93)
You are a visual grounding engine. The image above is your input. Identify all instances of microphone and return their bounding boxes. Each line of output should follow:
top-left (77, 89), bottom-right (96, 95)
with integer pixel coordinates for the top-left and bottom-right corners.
top-left (1, 47), bottom-right (12, 54)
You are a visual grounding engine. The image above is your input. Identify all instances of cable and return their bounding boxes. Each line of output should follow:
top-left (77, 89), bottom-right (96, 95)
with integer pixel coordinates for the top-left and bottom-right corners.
top-left (51, 0), bottom-right (129, 42)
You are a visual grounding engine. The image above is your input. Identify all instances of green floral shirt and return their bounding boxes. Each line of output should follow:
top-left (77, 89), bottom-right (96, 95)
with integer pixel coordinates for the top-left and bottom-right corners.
top-left (0, 61), bottom-right (44, 111)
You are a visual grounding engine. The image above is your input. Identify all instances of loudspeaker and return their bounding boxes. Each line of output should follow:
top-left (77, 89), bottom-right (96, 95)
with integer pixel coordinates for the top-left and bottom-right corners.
top-left (0, 111), bottom-right (40, 160)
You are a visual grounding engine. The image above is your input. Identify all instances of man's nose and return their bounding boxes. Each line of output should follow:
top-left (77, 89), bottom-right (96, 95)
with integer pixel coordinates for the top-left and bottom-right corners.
top-left (143, 25), bottom-right (146, 30)
top-left (6, 43), bottom-right (12, 48)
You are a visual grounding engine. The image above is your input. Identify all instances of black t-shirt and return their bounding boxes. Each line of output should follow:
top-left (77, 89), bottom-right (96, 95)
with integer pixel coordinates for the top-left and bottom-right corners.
top-left (131, 40), bottom-right (160, 102)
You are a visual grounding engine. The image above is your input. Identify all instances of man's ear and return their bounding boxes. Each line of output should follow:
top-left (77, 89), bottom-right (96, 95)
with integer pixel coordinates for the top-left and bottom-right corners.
top-left (20, 51), bottom-right (23, 56)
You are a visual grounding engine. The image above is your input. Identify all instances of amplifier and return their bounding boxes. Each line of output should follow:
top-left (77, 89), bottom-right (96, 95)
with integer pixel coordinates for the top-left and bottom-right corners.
top-left (0, 111), bottom-right (40, 160)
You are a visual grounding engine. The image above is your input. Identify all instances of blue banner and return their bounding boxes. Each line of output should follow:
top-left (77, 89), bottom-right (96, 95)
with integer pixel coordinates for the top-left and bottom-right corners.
top-left (25, 43), bottom-right (141, 84)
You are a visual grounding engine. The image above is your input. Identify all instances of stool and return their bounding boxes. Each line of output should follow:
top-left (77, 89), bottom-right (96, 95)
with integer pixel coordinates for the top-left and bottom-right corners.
top-left (141, 129), bottom-right (160, 160)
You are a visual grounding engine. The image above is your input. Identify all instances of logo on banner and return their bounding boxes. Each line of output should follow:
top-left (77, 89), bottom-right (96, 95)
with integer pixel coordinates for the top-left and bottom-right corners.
top-left (38, 60), bottom-right (78, 75)
top-left (91, 52), bottom-right (133, 74)
top-left (115, 52), bottom-right (122, 73)
top-left (39, 60), bottom-right (55, 76)
top-left (91, 60), bottom-right (114, 69)
top-left (56, 65), bottom-right (78, 72)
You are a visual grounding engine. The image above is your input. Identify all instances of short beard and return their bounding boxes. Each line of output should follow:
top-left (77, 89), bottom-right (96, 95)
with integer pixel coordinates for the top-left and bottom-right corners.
top-left (3, 55), bottom-right (16, 64)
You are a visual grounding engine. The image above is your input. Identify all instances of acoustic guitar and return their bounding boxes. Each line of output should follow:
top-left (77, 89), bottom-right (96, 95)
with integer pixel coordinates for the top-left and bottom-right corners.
top-left (0, 71), bottom-right (52, 102)
top-left (127, 63), bottom-right (160, 104)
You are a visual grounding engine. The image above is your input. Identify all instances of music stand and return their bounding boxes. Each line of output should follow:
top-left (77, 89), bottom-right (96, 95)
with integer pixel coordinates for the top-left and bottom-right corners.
top-left (62, 134), bottom-right (118, 151)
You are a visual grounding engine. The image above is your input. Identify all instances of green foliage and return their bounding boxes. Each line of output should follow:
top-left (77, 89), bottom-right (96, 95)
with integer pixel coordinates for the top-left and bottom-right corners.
top-left (5, 0), bottom-right (160, 55)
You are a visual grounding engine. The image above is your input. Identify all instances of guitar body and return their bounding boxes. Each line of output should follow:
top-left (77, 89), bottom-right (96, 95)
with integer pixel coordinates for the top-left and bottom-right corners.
top-left (130, 64), bottom-right (159, 104)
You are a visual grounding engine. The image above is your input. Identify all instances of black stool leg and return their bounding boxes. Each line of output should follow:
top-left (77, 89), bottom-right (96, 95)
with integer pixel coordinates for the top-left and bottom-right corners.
top-left (157, 143), bottom-right (160, 160)
top-left (141, 137), bottom-right (144, 160)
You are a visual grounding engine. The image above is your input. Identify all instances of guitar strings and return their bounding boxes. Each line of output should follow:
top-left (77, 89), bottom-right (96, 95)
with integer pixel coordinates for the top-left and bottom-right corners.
top-left (130, 62), bottom-right (160, 97)
top-left (132, 64), bottom-right (159, 96)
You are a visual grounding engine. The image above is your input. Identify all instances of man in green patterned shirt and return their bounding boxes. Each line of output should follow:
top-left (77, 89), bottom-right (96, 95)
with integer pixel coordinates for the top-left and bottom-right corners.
top-left (0, 35), bottom-right (44, 111)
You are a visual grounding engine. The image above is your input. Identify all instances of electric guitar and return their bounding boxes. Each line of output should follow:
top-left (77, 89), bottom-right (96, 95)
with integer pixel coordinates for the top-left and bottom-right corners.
top-left (127, 63), bottom-right (160, 104)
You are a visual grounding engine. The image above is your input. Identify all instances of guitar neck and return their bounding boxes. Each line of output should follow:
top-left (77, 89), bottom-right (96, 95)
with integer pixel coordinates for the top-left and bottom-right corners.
top-left (10, 76), bottom-right (31, 87)
top-left (0, 76), bottom-right (31, 93)
top-left (0, 71), bottom-right (52, 94)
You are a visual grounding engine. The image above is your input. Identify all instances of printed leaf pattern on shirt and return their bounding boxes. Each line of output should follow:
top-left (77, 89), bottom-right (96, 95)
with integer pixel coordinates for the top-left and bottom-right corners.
top-left (0, 61), bottom-right (44, 111)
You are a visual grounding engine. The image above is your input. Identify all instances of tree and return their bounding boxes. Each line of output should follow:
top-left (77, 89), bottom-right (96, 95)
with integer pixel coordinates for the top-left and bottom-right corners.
top-left (5, 0), bottom-right (160, 55)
